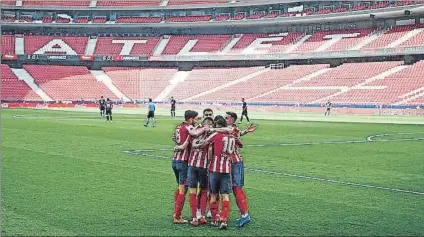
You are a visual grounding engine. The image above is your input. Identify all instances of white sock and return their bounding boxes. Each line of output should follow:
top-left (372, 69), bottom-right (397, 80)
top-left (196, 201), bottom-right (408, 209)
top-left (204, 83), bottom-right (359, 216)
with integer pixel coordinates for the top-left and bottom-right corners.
top-left (242, 213), bottom-right (249, 218)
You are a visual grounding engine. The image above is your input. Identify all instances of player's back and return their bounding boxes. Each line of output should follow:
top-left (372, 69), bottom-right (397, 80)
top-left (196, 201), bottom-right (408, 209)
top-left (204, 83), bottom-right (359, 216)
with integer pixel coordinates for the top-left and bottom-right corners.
top-left (188, 131), bottom-right (209, 168)
top-left (209, 132), bottom-right (234, 173)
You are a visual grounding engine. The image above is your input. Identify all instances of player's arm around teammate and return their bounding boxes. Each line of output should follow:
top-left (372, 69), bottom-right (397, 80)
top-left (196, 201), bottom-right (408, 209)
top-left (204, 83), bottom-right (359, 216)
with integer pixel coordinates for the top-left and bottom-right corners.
top-left (194, 116), bottom-right (232, 229)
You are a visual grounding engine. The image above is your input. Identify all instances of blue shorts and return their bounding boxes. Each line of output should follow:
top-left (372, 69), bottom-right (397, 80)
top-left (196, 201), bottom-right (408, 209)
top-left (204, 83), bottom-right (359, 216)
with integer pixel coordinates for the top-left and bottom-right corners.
top-left (209, 172), bottom-right (232, 195)
top-left (188, 166), bottom-right (207, 189)
top-left (231, 161), bottom-right (244, 187)
top-left (172, 160), bottom-right (188, 185)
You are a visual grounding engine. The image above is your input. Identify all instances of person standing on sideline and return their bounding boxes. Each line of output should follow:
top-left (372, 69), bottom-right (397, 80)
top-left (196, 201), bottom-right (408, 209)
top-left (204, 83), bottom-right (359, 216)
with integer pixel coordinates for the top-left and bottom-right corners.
top-left (144, 98), bottom-right (156, 127)
top-left (239, 98), bottom-right (250, 124)
top-left (170, 97), bottom-right (176, 118)
top-left (325, 101), bottom-right (332, 116)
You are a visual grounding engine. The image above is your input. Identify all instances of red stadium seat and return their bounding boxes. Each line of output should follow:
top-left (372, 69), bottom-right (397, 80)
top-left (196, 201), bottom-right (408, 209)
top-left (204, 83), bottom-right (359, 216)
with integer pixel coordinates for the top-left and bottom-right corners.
top-left (166, 15), bottom-right (212, 22)
top-left (102, 67), bottom-right (178, 100)
top-left (1, 35), bottom-right (15, 54)
top-left (1, 64), bottom-right (41, 101)
top-left (23, 65), bottom-right (117, 101)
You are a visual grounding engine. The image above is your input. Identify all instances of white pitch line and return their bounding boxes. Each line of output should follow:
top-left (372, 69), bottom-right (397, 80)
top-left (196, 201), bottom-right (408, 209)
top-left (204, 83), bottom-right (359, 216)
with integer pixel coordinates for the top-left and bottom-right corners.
top-left (245, 168), bottom-right (424, 196)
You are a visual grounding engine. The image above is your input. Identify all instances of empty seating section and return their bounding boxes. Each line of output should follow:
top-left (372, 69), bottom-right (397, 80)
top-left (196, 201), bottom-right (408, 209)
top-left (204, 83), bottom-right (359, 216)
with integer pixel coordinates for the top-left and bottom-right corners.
top-left (167, 0), bottom-right (228, 5)
top-left (398, 25), bottom-right (424, 47)
top-left (409, 96), bottom-right (424, 105)
top-left (93, 37), bottom-right (160, 56)
top-left (116, 16), bottom-right (162, 23)
top-left (24, 65), bottom-right (116, 100)
top-left (23, 0), bottom-right (90, 6)
top-left (371, 1), bottom-right (390, 9)
top-left (102, 67), bottom-right (177, 99)
top-left (19, 16), bottom-right (33, 22)
top-left (75, 17), bottom-right (90, 23)
top-left (56, 17), bottom-right (71, 23)
top-left (1, 36), bottom-right (15, 54)
top-left (24, 36), bottom-right (88, 55)
top-left (41, 16), bottom-right (53, 23)
top-left (197, 64), bottom-right (329, 102)
top-left (363, 24), bottom-right (424, 49)
top-left (255, 89), bottom-right (339, 104)
top-left (331, 61), bottom-right (424, 104)
top-left (295, 62), bottom-right (402, 87)
top-left (93, 17), bottom-right (107, 23)
top-left (2, 16), bottom-right (16, 22)
top-left (1, 64), bottom-right (41, 101)
top-left (232, 13), bottom-right (246, 20)
top-left (295, 29), bottom-right (376, 52)
top-left (171, 67), bottom-right (263, 100)
top-left (1, 0), bottom-right (16, 6)
top-left (96, 0), bottom-right (160, 6)
top-left (246, 12), bottom-right (265, 19)
top-left (161, 35), bottom-right (232, 54)
top-left (393, 0), bottom-right (414, 6)
top-left (214, 15), bottom-right (230, 21)
top-left (230, 34), bottom-right (267, 52)
top-left (229, 33), bottom-right (303, 54)
top-left (352, 3), bottom-right (368, 11)
top-left (318, 8), bottom-right (332, 15)
top-left (335, 7), bottom-right (347, 13)
top-left (265, 12), bottom-right (279, 18)
top-left (166, 15), bottom-right (212, 22)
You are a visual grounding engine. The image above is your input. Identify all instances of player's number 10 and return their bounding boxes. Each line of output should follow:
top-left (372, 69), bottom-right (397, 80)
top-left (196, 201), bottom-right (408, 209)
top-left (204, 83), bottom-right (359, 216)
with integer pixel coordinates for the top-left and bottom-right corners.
top-left (222, 137), bottom-right (236, 154)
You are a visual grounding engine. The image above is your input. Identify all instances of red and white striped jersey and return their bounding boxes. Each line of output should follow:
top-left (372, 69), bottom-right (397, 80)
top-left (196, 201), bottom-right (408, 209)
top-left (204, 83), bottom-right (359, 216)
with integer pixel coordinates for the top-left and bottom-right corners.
top-left (172, 122), bottom-right (194, 161)
top-left (229, 124), bottom-right (243, 163)
top-left (188, 131), bottom-right (209, 169)
top-left (205, 132), bottom-right (235, 173)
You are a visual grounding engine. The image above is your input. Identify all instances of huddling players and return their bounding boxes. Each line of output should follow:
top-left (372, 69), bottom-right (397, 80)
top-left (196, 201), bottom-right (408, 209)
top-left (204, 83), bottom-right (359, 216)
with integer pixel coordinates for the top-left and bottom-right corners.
top-left (172, 108), bottom-right (257, 229)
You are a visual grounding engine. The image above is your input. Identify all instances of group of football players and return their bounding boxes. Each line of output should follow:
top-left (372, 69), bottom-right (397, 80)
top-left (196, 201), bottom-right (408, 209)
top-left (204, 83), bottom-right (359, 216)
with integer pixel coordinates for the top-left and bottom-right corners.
top-left (171, 108), bottom-right (257, 229)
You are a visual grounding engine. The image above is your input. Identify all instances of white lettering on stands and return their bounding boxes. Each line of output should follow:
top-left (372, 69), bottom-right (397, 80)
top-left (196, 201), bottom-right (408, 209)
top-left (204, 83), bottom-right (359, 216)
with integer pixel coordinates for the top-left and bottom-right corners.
top-left (34, 39), bottom-right (77, 55)
top-left (178, 40), bottom-right (209, 56)
top-left (315, 33), bottom-right (361, 52)
top-left (241, 37), bottom-right (284, 55)
top-left (112, 40), bottom-right (147, 56)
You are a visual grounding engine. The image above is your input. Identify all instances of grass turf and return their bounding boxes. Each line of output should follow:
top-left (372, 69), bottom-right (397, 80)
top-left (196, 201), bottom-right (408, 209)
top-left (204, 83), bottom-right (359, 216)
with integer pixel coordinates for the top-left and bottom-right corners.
top-left (2, 109), bottom-right (424, 236)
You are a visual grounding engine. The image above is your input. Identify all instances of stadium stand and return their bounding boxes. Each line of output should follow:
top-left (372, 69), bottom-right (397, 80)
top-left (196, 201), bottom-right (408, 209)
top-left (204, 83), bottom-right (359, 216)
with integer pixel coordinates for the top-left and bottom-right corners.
top-left (161, 35), bottom-right (233, 55)
top-left (93, 37), bottom-right (161, 56)
top-left (23, 65), bottom-right (117, 101)
top-left (41, 16), bottom-right (54, 23)
top-left (166, 15), bottom-right (213, 22)
top-left (294, 28), bottom-right (377, 52)
top-left (171, 67), bottom-right (264, 100)
top-left (293, 62), bottom-right (403, 87)
top-left (22, 0), bottom-right (91, 6)
top-left (1, 64), bottom-right (41, 101)
top-left (1, 0), bottom-right (16, 6)
top-left (96, 0), bottom-right (161, 6)
top-left (363, 24), bottom-right (424, 49)
top-left (330, 60), bottom-right (424, 105)
top-left (194, 64), bottom-right (330, 102)
top-left (1, 35), bottom-right (15, 54)
top-left (24, 36), bottom-right (88, 55)
top-left (116, 16), bottom-right (162, 23)
top-left (102, 67), bottom-right (178, 100)
top-left (75, 16), bottom-right (90, 24)
top-left (167, 0), bottom-right (229, 5)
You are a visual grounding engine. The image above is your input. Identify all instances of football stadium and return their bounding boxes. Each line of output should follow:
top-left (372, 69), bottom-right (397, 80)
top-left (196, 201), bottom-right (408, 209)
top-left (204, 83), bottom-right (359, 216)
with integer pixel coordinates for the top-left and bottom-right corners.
top-left (1, 0), bottom-right (424, 235)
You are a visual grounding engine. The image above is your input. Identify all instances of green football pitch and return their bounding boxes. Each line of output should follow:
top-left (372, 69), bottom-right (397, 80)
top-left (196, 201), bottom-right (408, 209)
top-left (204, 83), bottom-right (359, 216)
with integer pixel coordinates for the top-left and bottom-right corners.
top-left (2, 109), bottom-right (424, 236)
